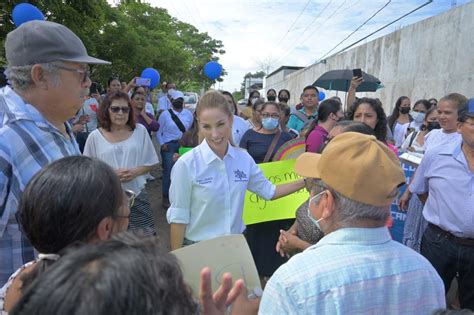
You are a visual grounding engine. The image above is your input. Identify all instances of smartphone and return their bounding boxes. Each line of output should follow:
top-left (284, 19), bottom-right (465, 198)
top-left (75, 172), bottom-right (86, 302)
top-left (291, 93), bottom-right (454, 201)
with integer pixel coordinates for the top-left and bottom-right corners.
top-left (352, 68), bottom-right (362, 78)
top-left (89, 82), bottom-right (98, 95)
top-left (136, 77), bottom-right (151, 87)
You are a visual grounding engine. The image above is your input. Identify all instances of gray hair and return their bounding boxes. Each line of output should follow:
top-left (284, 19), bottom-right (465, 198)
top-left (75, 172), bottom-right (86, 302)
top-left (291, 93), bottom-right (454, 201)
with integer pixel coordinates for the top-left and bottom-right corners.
top-left (312, 181), bottom-right (390, 227)
top-left (5, 61), bottom-right (63, 91)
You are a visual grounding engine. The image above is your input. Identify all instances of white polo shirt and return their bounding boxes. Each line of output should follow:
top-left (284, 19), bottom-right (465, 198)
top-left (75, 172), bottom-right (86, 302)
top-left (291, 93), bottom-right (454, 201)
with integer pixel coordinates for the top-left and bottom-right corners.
top-left (156, 108), bottom-right (193, 145)
top-left (232, 115), bottom-right (250, 146)
top-left (167, 139), bottom-right (276, 242)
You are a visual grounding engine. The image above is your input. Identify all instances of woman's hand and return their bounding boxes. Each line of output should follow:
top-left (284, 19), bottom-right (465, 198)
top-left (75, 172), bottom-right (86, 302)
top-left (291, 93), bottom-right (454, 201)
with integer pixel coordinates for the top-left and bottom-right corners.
top-left (275, 229), bottom-right (308, 257)
top-left (116, 168), bottom-right (139, 182)
top-left (398, 188), bottom-right (412, 211)
top-left (349, 76), bottom-right (363, 91)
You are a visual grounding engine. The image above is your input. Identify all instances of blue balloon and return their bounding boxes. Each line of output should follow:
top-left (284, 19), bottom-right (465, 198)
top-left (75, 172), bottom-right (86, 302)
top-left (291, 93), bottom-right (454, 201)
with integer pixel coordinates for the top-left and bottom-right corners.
top-left (12, 3), bottom-right (45, 27)
top-left (140, 68), bottom-right (160, 89)
top-left (319, 91), bottom-right (326, 101)
top-left (204, 61), bottom-right (222, 80)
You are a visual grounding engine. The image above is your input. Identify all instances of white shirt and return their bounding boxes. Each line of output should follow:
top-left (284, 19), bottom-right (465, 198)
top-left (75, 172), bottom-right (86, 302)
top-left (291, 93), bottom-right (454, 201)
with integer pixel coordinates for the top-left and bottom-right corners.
top-left (424, 128), bottom-right (461, 152)
top-left (75, 98), bottom-right (99, 133)
top-left (156, 108), bottom-right (193, 145)
top-left (232, 115), bottom-right (250, 146)
top-left (167, 139), bottom-right (276, 242)
top-left (393, 121), bottom-right (410, 147)
top-left (401, 131), bottom-right (425, 153)
top-left (145, 102), bottom-right (155, 116)
top-left (158, 95), bottom-right (172, 111)
top-left (83, 124), bottom-right (160, 193)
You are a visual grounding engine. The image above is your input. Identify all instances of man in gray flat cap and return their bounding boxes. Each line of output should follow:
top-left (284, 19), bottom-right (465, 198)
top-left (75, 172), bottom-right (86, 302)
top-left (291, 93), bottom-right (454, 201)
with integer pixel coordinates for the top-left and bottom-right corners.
top-left (0, 20), bottom-right (110, 285)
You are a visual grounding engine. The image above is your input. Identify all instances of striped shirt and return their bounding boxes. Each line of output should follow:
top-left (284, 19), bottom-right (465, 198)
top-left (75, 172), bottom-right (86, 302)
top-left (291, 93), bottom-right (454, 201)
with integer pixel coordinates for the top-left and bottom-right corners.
top-left (260, 227), bottom-right (445, 314)
top-left (0, 86), bottom-right (79, 285)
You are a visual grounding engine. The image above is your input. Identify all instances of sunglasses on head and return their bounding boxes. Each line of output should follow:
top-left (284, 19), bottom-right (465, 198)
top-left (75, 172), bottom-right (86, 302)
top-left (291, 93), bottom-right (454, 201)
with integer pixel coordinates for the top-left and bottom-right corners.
top-left (109, 106), bottom-right (130, 114)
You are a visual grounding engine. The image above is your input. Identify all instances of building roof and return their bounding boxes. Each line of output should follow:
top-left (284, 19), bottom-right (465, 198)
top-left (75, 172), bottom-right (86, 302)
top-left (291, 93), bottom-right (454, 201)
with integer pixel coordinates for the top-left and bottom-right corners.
top-left (266, 66), bottom-right (304, 79)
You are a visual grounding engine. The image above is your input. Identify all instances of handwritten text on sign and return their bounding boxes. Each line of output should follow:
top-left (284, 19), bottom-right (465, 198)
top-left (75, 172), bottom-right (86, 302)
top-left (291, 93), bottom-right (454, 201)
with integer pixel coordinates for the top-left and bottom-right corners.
top-left (242, 159), bottom-right (308, 225)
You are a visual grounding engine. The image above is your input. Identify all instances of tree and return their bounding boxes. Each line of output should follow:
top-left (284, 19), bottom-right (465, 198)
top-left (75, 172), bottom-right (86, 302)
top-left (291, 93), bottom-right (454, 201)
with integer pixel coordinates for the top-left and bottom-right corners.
top-left (0, 0), bottom-right (225, 93)
top-left (240, 71), bottom-right (266, 96)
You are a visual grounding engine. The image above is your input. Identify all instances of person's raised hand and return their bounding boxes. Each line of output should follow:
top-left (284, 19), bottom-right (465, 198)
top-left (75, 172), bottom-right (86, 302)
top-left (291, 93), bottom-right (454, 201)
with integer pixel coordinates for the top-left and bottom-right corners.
top-left (199, 267), bottom-right (244, 315)
top-left (398, 188), bottom-right (412, 211)
top-left (349, 76), bottom-right (364, 90)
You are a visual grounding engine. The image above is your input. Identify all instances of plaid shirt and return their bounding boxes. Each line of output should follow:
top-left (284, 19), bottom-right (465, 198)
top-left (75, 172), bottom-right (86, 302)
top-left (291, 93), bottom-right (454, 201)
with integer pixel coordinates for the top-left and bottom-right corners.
top-left (0, 86), bottom-right (79, 285)
top-left (260, 227), bottom-right (445, 314)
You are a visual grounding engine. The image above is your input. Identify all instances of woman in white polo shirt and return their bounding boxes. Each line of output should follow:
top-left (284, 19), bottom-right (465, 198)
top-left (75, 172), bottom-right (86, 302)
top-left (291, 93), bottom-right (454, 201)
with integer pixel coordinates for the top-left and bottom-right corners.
top-left (167, 91), bottom-right (305, 250)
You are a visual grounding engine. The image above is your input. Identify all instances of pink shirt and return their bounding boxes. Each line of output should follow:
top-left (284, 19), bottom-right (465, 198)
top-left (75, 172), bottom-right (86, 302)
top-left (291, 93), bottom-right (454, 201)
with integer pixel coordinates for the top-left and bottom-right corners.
top-left (306, 125), bottom-right (329, 153)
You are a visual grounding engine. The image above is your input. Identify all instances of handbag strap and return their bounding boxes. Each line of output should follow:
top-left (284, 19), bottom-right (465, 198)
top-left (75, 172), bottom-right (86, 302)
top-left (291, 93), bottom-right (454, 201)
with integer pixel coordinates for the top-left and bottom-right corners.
top-left (263, 130), bottom-right (282, 163)
top-left (168, 109), bottom-right (186, 133)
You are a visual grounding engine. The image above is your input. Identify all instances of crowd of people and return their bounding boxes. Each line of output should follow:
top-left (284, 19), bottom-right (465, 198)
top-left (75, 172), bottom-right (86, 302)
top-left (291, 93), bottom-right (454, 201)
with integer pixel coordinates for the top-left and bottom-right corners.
top-left (0, 19), bottom-right (473, 315)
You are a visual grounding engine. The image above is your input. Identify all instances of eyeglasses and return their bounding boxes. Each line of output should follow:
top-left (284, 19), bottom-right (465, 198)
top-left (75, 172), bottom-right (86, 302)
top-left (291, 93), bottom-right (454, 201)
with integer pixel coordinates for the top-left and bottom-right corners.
top-left (261, 113), bottom-right (280, 119)
top-left (125, 189), bottom-right (136, 208)
top-left (56, 65), bottom-right (90, 83)
top-left (115, 190), bottom-right (136, 219)
top-left (109, 106), bottom-right (130, 114)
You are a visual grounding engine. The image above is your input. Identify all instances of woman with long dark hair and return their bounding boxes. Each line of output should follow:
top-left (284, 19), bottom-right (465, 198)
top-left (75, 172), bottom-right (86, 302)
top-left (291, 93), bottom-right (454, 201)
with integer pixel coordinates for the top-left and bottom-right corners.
top-left (388, 96), bottom-right (412, 147)
top-left (305, 99), bottom-right (344, 153)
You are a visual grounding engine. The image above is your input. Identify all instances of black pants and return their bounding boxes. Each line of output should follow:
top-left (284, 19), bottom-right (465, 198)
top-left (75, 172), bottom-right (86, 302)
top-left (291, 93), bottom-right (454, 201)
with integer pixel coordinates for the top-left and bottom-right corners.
top-left (75, 132), bottom-right (89, 153)
top-left (421, 224), bottom-right (474, 310)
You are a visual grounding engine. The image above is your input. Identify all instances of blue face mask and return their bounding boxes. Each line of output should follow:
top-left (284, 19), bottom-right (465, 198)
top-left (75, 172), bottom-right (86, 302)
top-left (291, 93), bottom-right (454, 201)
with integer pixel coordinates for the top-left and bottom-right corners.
top-left (307, 191), bottom-right (326, 231)
top-left (262, 117), bottom-right (280, 130)
top-left (411, 111), bottom-right (426, 123)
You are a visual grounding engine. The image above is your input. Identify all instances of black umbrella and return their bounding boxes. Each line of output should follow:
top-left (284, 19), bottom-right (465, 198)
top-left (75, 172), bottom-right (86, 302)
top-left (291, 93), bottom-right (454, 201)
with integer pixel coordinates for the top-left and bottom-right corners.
top-left (312, 69), bottom-right (383, 92)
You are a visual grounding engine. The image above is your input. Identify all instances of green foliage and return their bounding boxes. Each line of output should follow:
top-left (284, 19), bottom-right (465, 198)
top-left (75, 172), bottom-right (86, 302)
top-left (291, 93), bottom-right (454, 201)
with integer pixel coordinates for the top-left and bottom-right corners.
top-left (240, 71), bottom-right (266, 95)
top-left (232, 91), bottom-right (242, 102)
top-left (0, 0), bottom-right (224, 93)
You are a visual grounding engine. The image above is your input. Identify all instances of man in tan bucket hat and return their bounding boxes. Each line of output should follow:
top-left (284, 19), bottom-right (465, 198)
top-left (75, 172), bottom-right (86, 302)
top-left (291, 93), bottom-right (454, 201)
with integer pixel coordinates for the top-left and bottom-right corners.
top-left (259, 132), bottom-right (445, 314)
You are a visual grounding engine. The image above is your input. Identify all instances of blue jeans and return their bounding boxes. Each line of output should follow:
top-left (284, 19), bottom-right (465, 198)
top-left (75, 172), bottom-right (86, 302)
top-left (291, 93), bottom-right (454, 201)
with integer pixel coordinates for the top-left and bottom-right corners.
top-left (421, 224), bottom-right (474, 310)
top-left (161, 140), bottom-right (180, 198)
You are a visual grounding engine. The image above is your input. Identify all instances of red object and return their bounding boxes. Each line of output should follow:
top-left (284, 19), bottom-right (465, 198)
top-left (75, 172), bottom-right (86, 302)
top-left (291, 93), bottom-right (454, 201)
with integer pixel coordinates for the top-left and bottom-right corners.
top-left (89, 104), bottom-right (97, 112)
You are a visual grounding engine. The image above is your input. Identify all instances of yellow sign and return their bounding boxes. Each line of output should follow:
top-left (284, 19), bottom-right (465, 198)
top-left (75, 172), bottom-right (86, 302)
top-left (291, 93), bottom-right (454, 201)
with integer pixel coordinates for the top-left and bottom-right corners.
top-left (242, 159), bottom-right (309, 225)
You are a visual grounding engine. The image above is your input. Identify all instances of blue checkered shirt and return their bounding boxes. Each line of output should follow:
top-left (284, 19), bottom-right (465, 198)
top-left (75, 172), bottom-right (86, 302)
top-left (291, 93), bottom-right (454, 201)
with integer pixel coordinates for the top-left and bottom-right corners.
top-left (0, 86), bottom-right (79, 285)
top-left (260, 227), bottom-right (445, 314)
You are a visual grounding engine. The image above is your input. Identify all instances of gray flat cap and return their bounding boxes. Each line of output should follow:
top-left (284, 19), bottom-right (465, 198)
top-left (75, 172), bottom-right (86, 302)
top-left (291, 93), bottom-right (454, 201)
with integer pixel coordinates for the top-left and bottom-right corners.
top-left (5, 20), bottom-right (110, 66)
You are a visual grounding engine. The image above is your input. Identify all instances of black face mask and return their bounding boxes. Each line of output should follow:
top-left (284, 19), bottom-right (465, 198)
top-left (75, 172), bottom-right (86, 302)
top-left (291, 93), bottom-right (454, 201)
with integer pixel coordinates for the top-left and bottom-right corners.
top-left (427, 121), bottom-right (441, 131)
top-left (279, 97), bottom-right (289, 103)
top-left (400, 107), bottom-right (410, 114)
top-left (267, 95), bottom-right (276, 102)
top-left (172, 99), bottom-right (184, 110)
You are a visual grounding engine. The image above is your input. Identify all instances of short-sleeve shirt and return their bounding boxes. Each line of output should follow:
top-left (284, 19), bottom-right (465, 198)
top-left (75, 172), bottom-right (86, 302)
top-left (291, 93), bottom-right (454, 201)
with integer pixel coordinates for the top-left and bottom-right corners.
top-left (166, 139), bottom-right (276, 241)
top-left (424, 128), bottom-right (461, 152)
top-left (260, 227), bottom-right (445, 314)
top-left (305, 125), bottom-right (328, 153)
top-left (239, 129), bottom-right (293, 163)
top-left (287, 108), bottom-right (317, 132)
top-left (83, 124), bottom-right (159, 193)
top-left (409, 138), bottom-right (474, 238)
top-left (232, 115), bottom-right (249, 146)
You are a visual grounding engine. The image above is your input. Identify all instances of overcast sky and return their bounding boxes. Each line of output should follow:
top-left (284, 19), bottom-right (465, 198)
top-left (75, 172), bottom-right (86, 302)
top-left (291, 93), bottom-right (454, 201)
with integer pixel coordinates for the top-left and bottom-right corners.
top-left (145, 0), bottom-right (471, 92)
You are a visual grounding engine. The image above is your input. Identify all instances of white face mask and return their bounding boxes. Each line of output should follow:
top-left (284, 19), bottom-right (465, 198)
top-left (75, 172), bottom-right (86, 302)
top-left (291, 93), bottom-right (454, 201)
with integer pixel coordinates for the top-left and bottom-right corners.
top-left (411, 111), bottom-right (426, 123)
top-left (307, 191), bottom-right (326, 231)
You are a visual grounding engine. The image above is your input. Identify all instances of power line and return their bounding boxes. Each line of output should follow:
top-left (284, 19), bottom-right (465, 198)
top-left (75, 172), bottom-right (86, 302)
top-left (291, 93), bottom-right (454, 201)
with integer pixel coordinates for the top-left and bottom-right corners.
top-left (315, 0), bottom-right (433, 63)
top-left (316, 0), bottom-right (392, 62)
top-left (273, 0), bottom-right (313, 49)
top-left (271, 0), bottom-right (339, 66)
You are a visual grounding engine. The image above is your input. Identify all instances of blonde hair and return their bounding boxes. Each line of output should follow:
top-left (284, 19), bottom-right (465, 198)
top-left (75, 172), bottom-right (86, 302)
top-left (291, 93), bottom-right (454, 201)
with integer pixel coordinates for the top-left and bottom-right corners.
top-left (196, 91), bottom-right (235, 146)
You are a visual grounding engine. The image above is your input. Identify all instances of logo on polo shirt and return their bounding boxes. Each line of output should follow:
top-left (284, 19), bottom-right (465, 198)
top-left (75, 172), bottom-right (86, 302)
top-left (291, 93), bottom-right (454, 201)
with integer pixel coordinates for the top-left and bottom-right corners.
top-left (234, 169), bottom-right (247, 182)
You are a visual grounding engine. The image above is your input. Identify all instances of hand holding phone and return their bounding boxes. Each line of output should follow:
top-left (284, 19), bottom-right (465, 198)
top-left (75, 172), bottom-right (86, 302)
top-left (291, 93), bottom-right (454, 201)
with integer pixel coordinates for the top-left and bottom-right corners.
top-left (136, 77), bottom-right (151, 87)
top-left (352, 68), bottom-right (362, 78)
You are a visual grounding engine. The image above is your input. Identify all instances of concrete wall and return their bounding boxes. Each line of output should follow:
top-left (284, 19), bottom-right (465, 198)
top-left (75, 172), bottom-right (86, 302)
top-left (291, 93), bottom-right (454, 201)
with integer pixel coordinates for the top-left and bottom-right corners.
top-left (266, 2), bottom-right (473, 112)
